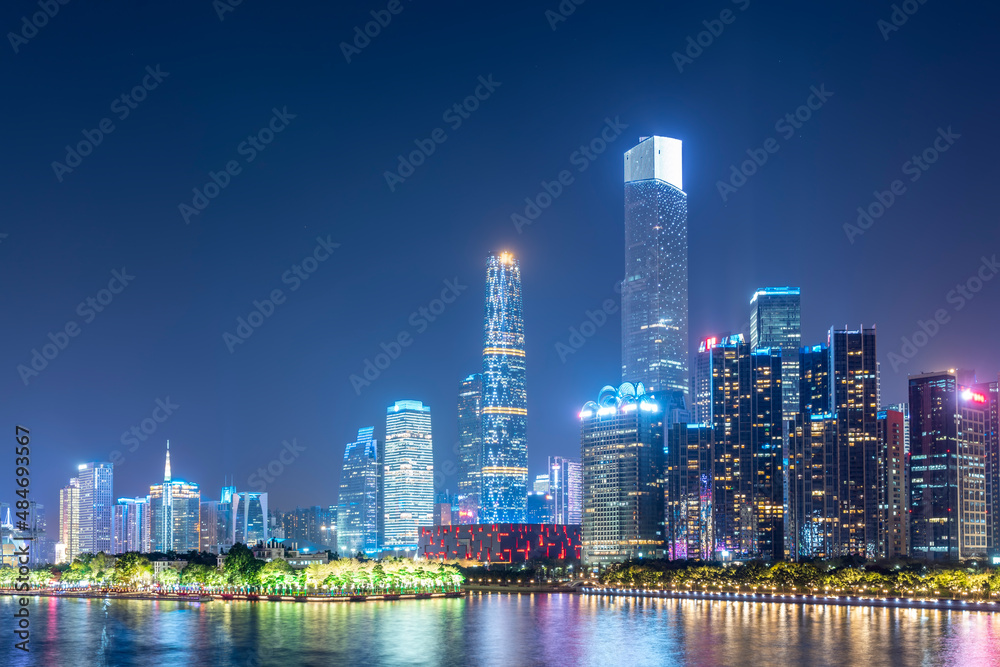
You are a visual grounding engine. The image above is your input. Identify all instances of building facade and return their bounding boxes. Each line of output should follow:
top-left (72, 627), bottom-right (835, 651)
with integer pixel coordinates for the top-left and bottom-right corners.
top-left (419, 524), bottom-right (580, 563)
top-left (480, 251), bottom-right (528, 523)
top-left (337, 427), bottom-right (380, 556)
top-left (148, 443), bottom-right (201, 553)
top-left (58, 478), bottom-right (80, 563)
top-left (547, 456), bottom-right (583, 526)
top-left (621, 136), bottom-right (688, 415)
top-left (750, 287), bottom-right (802, 423)
top-left (113, 497), bottom-right (149, 554)
top-left (456, 373), bottom-right (483, 524)
top-left (77, 462), bottom-right (114, 556)
top-left (580, 383), bottom-right (665, 564)
top-left (877, 409), bottom-right (908, 559)
top-left (383, 400), bottom-right (434, 550)
top-left (232, 492), bottom-right (268, 545)
top-left (665, 423), bottom-right (714, 560)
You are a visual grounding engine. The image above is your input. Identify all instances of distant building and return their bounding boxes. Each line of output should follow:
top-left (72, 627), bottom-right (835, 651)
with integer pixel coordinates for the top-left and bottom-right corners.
top-left (665, 423), bottom-right (714, 560)
top-left (113, 497), bottom-right (149, 554)
top-left (148, 442), bottom-right (201, 553)
top-left (57, 478), bottom-right (79, 563)
top-left (788, 413), bottom-right (839, 559)
top-left (337, 427), bottom-right (380, 556)
top-left (580, 382), bottom-right (665, 565)
top-left (383, 401), bottom-right (434, 550)
top-left (525, 491), bottom-right (553, 524)
top-left (480, 251), bottom-right (528, 523)
top-left (533, 474), bottom-right (550, 494)
top-left (419, 524), bottom-right (580, 563)
top-left (750, 287), bottom-right (802, 423)
top-left (77, 462), bottom-right (114, 555)
top-left (877, 409), bottom-right (908, 559)
top-left (457, 373), bottom-right (483, 524)
top-left (547, 456), bottom-right (582, 525)
top-left (434, 503), bottom-right (453, 526)
top-left (232, 492), bottom-right (268, 545)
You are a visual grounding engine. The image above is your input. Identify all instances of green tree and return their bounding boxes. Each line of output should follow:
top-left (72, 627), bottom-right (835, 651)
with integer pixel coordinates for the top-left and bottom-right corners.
top-left (223, 543), bottom-right (264, 588)
top-left (157, 567), bottom-right (181, 586)
top-left (114, 553), bottom-right (152, 588)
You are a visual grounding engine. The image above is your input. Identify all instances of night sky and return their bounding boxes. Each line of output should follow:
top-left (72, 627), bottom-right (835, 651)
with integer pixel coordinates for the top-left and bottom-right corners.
top-left (4, 1), bottom-right (999, 518)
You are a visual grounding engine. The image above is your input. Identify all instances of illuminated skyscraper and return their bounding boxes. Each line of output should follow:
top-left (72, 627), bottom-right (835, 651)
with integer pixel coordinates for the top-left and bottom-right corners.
top-left (113, 497), bottom-right (148, 554)
top-left (480, 251), bottom-right (528, 523)
top-left (547, 456), bottom-right (582, 525)
top-left (77, 462), bottom-right (114, 556)
top-left (580, 383), bottom-right (666, 564)
top-left (149, 442), bottom-right (201, 553)
top-left (877, 409), bottom-right (908, 559)
top-left (57, 478), bottom-right (79, 563)
top-left (621, 136), bottom-right (688, 415)
top-left (750, 287), bottom-right (801, 421)
top-left (457, 373), bottom-right (483, 523)
top-left (232, 492), bottom-right (268, 545)
top-left (666, 423), bottom-right (714, 560)
top-left (337, 427), bottom-right (380, 556)
top-left (384, 401), bottom-right (434, 550)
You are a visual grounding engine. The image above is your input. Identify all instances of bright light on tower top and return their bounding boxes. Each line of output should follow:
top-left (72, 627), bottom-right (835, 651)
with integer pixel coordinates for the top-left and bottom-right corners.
top-left (624, 136), bottom-right (683, 191)
top-left (498, 251), bottom-right (514, 264)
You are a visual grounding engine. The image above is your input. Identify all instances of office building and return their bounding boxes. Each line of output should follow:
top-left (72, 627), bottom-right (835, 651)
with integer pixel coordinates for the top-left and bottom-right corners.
top-left (77, 462), bottom-right (114, 556)
top-left (337, 427), bottom-right (380, 556)
top-left (383, 400), bottom-right (434, 550)
top-left (480, 251), bottom-right (528, 523)
top-left (113, 497), bottom-right (149, 554)
top-left (547, 456), bottom-right (583, 525)
top-left (57, 478), bottom-right (79, 563)
top-left (665, 423), bottom-right (714, 560)
top-left (457, 373), bottom-right (483, 524)
top-left (750, 287), bottom-right (802, 422)
top-left (232, 492), bottom-right (268, 545)
top-left (621, 136), bottom-right (688, 415)
top-left (148, 442), bottom-right (201, 553)
top-left (526, 491), bottom-right (554, 524)
top-left (788, 412), bottom-right (839, 559)
top-left (877, 409), bottom-right (908, 559)
top-left (533, 474), bottom-right (550, 494)
top-left (580, 382), bottom-right (665, 564)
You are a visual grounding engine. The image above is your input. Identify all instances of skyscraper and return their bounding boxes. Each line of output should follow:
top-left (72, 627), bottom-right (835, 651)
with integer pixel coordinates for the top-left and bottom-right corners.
top-left (750, 287), bottom-right (802, 421)
top-left (457, 373), bottom-right (483, 524)
top-left (877, 409), bottom-right (908, 559)
top-left (232, 492), bottom-right (268, 545)
top-left (57, 478), bottom-right (79, 563)
top-left (383, 401), bottom-right (434, 550)
top-left (621, 136), bottom-right (688, 414)
top-left (547, 456), bottom-right (583, 525)
top-left (149, 442), bottom-right (201, 553)
top-left (480, 251), bottom-right (528, 523)
top-left (337, 427), bottom-right (380, 556)
top-left (580, 382), bottom-right (665, 565)
top-left (113, 497), bottom-right (149, 554)
top-left (77, 462), bottom-right (114, 555)
top-left (665, 423), bottom-right (714, 560)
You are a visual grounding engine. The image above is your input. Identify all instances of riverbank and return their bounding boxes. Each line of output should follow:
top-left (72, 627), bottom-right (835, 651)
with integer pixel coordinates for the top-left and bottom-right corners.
top-left (463, 584), bottom-right (577, 594)
top-left (584, 586), bottom-right (1000, 612)
top-left (1, 589), bottom-right (466, 603)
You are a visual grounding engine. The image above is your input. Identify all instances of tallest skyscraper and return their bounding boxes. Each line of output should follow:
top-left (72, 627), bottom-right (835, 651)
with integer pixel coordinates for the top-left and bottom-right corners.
top-left (480, 251), bottom-right (527, 523)
top-left (621, 136), bottom-right (689, 414)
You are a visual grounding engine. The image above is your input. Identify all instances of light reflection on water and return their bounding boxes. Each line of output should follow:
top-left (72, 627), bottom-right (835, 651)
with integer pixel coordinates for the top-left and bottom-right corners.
top-left (2, 593), bottom-right (998, 666)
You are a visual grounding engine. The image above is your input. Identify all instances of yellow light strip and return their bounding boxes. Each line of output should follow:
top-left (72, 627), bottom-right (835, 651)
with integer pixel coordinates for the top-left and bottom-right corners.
top-left (482, 407), bottom-right (527, 416)
top-left (481, 466), bottom-right (528, 475)
top-left (483, 347), bottom-right (526, 357)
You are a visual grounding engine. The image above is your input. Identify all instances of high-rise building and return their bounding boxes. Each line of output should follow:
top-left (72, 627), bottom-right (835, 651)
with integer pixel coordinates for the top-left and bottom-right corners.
top-left (665, 423), bottom-right (714, 560)
top-left (457, 373), bottom-right (483, 524)
top-left (799, 344), bottom-right (830, 415)
top-left (829, 327), bottom-right (879, 559)
top-left (77, 462), bottom-right (114, 555)
top-left (526, 491), bottom-right (554, 524)
top-left (877, 409), bottom-right (908, 559)
top-left (384, 400), bottom-right (434, 550)
top-left (788, 412), bottom-right (839, 559)
top-left (750, 287), bottom-right (802, 422)
top-left (337, 427), bottom-right (380, 556)
top-left (580, 382), bottom-right (665, 565)
top-left (533, 474), bottom-right (550, 494)
top-left (909, 372), bottom-right (989, 560)
top-left (696, 335), bottom-right (784, 560)
top-left (621, 136), bottom-right (688, 415)
top-left (148, 442), bottom-right (201, 553)
top-left (547, 456), bottom-right (582, 525)
top-left (113, 497), bottom-right (148, 554)
top-left (480, 251), bottom-right (528, 524)
top-left (58, 478), bottom-right (80, 563)
top-left (232, 492), bottom-right (268, 545)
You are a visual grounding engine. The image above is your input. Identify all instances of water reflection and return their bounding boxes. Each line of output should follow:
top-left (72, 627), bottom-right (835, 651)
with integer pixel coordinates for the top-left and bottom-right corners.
top-left (1, 594), bottom-right (997, 666)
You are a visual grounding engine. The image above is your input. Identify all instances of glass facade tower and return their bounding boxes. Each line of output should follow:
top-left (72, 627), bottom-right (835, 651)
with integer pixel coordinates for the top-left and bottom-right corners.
top-left (480, 252), bottom-right (528, 523)
top-left (750, 287), bottom-right (801, 420)
top-left (77, 462), bottom-right (114, 556)
top-left (621, 136), bottom-right (688, 414)
top-left (383, 401), bottom-right (434, 550)
top-left (457, 373), bottom-right (483, 524)
top-left (337, 427), bottom-right (380, 556)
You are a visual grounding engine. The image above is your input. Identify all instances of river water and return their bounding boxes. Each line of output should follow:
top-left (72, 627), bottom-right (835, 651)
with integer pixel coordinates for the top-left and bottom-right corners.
top-left (2, 592), bottom-right (998, 666)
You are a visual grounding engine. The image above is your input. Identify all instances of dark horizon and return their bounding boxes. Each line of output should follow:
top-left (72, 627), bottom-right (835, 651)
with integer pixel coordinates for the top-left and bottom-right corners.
top-left (4, 1), bottom-right (1000, 518)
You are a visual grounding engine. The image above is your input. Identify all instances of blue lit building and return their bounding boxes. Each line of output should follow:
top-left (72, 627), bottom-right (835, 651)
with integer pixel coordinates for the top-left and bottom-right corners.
top-left (750, 287), bottom-right (802, 421)
top-left (337, 427), bottom-right (380, 556)
top-left (457, 373), bottom-right (483, 523)
top-left (383, 400), bottom-right (434, 550)
top-left (480, 251), bottom-right (528, 523)
top-left (148, 442), bottom-right (200, 553)
top-left (621, 136), bottom-right (688, 416)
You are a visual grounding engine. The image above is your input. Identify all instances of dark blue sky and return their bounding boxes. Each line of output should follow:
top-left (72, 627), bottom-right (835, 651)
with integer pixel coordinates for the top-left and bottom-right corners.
top-left (4, 1), bottom-right (999, 517)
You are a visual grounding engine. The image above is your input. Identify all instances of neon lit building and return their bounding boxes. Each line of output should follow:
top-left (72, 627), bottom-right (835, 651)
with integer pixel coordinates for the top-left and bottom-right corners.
top-left (457, 373), bottom-right (483, 524)
top-left (383, 401), bottom-right (434, 550)
top-left (548, 456), bottom-right (583, 525)
top-left (418, 524), bottom-right (580, 562)
top-left (77, 462), bottom-right (114, 556)
top-left (621, 136), bottom-right (688, 415)
top-left (480, 252), bottom-right (528, 523)
top-left (337, 427), bottom-right (380, 556)
top-left (580, 382), bottom-right (665, 564)
top-left (666, 423), bottom-right (714, 560)
top-left (148, 442), bottom-right (201, 553)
